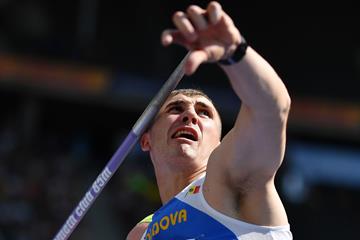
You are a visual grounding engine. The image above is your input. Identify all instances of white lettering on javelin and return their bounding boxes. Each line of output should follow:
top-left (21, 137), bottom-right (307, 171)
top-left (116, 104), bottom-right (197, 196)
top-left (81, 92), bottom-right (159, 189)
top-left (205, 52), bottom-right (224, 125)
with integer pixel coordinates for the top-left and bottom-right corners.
top-left (53, 167), bottom-right (112, 240)
top-left (92, 167), bottom-right (112, 193)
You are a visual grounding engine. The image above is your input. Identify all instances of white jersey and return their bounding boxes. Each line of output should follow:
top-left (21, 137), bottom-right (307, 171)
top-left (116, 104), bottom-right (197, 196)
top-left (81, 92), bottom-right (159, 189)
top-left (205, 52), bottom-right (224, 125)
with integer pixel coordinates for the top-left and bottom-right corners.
top-left (142, 175), bottom-right (292, 240)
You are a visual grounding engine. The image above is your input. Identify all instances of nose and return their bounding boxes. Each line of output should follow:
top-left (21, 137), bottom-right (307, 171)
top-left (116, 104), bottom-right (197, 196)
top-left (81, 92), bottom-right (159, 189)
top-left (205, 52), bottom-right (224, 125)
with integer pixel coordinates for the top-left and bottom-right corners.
top-left (182, 109), bottom-right (198, 125)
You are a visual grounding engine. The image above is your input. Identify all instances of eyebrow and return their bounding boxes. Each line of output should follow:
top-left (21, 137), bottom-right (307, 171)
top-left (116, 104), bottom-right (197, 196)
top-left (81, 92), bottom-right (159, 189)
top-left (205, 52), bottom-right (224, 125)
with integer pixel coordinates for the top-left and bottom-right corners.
top-left (196, 101), bottom-right (212, 109)
top-left (164, 100), bottom-right (185, 110)
top-left (164, 100), bottom-right (213, 111)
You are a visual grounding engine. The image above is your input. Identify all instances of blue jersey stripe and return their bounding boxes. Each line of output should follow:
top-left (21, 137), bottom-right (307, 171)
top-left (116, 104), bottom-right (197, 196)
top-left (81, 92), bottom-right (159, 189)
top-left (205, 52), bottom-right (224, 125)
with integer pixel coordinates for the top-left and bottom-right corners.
top-left (144, 198), bottom-right (237, 240)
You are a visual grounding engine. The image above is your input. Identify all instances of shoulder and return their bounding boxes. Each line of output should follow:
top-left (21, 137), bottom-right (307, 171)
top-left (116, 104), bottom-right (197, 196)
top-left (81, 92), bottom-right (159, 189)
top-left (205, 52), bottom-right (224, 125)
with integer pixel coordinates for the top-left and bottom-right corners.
top-left (126, 214), bottom-right (153, 240)
top-left (126, 222), bottom-right (149, 240)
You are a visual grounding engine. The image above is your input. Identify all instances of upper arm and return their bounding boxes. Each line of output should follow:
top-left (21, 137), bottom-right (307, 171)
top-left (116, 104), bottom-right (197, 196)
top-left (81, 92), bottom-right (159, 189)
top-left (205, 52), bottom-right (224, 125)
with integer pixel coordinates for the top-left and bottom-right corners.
top-left (204, 104), bottom-right (290, 226)
top-left (126, 223), bottom-right (148, 240)
top-left (210, 103), bottom-right (289, 183)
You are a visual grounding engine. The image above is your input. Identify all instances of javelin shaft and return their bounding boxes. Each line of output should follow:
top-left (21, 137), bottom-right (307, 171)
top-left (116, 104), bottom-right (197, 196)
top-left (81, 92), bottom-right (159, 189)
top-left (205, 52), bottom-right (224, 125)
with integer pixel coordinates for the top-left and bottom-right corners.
top-left (52, 52), bottom-right (190, 240)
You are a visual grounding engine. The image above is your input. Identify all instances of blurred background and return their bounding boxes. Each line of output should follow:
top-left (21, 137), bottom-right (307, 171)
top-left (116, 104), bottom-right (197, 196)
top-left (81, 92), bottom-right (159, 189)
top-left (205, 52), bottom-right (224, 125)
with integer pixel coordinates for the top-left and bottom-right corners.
top-left (0, 0), bottom-right (359, 239)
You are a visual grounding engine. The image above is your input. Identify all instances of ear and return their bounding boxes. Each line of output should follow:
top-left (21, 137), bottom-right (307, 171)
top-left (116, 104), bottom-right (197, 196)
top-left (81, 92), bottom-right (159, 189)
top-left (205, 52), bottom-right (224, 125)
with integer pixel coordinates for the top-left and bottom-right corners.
top-left (140, 132), bottom-right (151, 151)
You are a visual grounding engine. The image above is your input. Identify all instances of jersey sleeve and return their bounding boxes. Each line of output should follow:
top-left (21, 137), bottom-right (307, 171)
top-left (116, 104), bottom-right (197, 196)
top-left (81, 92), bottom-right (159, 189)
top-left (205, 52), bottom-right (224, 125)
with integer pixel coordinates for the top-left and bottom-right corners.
top-left (139, 214), bottom-right (153, 224)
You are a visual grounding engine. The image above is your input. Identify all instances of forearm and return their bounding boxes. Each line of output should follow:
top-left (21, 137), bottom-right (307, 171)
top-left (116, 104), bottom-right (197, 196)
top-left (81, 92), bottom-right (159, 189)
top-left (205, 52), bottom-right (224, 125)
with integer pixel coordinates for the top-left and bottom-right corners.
top-left (220, 47), bottom-right (291, 120)
top-left (218, 46), bottom-right (291, 179)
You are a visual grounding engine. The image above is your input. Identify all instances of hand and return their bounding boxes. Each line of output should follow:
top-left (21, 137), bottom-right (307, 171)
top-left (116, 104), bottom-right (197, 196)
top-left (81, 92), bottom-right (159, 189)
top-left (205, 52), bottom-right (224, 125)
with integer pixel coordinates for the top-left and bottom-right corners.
top-left (161, 1), bottom-right (241, 75)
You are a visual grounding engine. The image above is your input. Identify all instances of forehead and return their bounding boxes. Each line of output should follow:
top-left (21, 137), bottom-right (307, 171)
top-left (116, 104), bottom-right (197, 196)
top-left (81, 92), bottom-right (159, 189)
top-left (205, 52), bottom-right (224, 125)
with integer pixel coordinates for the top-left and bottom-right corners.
top-left (161, 94), bottom-right (216, 110)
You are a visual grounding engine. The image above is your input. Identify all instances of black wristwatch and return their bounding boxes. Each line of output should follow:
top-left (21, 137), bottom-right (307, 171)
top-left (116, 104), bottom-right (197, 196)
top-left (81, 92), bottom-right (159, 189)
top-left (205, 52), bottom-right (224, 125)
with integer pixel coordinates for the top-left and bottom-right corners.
top-left (218, 35), bottom-right (248, 66)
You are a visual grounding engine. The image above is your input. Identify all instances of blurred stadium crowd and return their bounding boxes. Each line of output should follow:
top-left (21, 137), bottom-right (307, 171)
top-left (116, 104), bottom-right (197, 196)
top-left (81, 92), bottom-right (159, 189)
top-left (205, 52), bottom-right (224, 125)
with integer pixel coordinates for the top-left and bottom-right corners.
top-left (0, 90), bottom-right (162, 239)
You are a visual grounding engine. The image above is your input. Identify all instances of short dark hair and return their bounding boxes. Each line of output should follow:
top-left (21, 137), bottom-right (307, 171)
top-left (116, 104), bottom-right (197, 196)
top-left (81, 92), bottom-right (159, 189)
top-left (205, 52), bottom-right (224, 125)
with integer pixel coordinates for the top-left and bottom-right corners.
top-left (169, 89), bottom-right (212, 100)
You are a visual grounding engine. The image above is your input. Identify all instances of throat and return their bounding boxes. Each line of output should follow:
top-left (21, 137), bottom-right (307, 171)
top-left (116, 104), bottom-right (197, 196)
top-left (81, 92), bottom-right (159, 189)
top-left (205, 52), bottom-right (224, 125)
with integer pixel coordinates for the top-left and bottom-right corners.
top-left (154, 165), bottom-right (206, 204)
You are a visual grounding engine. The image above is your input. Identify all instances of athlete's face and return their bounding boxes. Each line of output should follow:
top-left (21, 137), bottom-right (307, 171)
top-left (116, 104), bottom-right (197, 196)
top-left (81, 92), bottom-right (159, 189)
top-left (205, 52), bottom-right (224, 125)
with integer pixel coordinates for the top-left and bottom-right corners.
top-left (141, 94), bottom-right (222, 168)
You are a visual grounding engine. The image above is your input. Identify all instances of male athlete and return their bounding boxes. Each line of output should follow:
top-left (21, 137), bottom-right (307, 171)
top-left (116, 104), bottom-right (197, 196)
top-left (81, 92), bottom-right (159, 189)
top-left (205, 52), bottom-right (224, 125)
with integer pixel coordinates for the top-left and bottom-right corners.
top-left (127, 1), bottom-right (292, 239)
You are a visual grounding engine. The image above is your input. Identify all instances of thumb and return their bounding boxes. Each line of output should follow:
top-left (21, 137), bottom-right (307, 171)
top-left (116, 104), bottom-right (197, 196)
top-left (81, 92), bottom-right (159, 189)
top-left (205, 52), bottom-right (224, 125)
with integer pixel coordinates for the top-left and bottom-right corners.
top-left (185, 50), bottom-right (208, 75)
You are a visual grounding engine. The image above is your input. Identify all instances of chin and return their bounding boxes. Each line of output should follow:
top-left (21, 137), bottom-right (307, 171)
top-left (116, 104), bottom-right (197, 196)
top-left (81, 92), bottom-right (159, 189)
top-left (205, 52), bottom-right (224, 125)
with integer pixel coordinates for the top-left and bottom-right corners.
top-left (179, 144), bottom-right (197, 158)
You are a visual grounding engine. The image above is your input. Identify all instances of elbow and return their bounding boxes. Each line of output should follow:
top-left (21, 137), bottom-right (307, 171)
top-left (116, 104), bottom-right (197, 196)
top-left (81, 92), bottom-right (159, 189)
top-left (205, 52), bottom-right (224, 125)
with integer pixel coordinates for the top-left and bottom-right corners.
top-left (278, 92), bottom-right (291, 122)
top-left (249, 77), bottom-right (292, 122)
top-left (257, 91), bottom-right (291, 123)
top-left (270, 75), bottom-right (291, 121)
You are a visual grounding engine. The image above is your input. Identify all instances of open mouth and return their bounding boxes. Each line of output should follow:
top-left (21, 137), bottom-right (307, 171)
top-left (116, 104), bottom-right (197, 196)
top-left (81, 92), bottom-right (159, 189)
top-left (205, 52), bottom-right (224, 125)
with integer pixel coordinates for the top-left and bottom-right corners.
top-left (171, 129), bottom-right (198, 141)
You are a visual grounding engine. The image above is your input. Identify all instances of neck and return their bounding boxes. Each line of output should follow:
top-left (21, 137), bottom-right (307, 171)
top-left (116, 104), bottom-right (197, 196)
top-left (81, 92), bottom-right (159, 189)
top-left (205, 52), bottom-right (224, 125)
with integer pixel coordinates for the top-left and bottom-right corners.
top-left (154, 164), bottom-right (206, 204)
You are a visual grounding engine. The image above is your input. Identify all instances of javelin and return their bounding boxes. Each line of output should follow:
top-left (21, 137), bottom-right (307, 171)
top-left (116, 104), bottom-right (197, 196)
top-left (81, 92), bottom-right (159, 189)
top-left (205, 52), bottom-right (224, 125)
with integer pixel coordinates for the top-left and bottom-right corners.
top-left (53, 51), bottom-right (190, 240)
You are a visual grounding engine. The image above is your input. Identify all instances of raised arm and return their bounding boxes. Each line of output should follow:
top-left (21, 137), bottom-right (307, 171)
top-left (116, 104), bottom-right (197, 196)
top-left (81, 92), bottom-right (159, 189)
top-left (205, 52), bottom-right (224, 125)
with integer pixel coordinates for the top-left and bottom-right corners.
top-left (162, 1), bottom-right (290, 226)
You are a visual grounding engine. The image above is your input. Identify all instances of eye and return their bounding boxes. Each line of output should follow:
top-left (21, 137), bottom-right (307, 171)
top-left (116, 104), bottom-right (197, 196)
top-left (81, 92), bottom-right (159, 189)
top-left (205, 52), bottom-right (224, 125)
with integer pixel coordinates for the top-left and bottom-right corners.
top-left (198, 109), bottom-right (211, 117)
top-left (168, 106), bottom-right (183, 113)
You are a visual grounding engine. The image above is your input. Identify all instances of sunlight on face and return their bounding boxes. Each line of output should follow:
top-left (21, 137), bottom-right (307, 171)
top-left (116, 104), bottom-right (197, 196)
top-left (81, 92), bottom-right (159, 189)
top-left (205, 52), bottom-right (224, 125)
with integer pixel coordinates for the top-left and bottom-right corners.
top-left (143, 94), bottom-right (222, 169)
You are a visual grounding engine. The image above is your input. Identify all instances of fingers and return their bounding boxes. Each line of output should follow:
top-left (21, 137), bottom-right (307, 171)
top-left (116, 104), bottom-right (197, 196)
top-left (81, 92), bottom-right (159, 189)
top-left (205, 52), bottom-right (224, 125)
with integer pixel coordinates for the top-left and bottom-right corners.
top-left (173, 11), bottom-right (197, 42)
top-left (186, 5), bottom-right (207, 31)
top-left (171, 2), bottom-right (223, 43)
top-left (161, 1), bottom-right (234, 75)
top-left (207, 1), bottom-right (223, 25)
top-left (161, 29), bottom-right (173, 46)
top-left (161, 31), bottom-right (209, 75)
top-left (185, 50), bottom-right (208, 75)
top-left (161, 29), bottom-right (189, 47)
